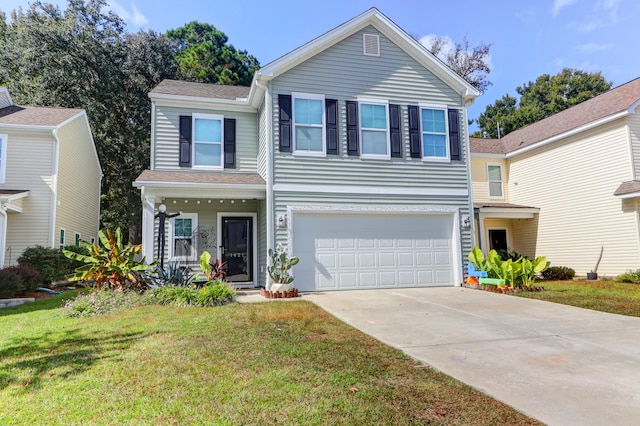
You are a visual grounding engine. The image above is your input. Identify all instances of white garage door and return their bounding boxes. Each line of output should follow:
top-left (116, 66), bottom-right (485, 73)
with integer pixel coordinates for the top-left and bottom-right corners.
top-left (292, 212), bottom-right (456, 291)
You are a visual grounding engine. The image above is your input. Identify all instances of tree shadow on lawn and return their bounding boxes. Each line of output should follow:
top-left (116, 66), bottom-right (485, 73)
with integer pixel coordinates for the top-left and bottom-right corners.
top-left (0, 327), bottom-right (145, 391)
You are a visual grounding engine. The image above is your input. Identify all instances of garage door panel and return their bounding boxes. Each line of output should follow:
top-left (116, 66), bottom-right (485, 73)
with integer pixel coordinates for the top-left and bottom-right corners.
top-left (292, 213), bottom-right (456, 291)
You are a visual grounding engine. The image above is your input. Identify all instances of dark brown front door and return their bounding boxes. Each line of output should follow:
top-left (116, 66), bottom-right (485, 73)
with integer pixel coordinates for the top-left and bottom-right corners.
top-left (221, 216), bottom-right (252, 282)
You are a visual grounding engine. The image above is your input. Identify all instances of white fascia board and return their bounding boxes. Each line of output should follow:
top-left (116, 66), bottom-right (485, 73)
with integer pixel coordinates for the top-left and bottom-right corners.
top-left (470, 152), bottom-right (507, 159)
top-left (150, 93), bottom-right (256, 113)
top-left (615, 191), bottom-right (640, 199)
top-left (5, 202), bottom-right (23, 213)
top-left (140, 185), bottom-right (266, 201)
top-left (0, 190), bottom-right (29, 203)
top-left (273, 183), bottom-right (468, 197)
top-left (506, 110), bottom-right (630, 159)
top-left (133, 180), bottom-right (266, 191)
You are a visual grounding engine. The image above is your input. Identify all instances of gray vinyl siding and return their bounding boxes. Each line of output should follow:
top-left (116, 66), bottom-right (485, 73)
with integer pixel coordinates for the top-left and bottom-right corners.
top-left (273, 193), bottom-right (472, 277)
top-left (627, 111), bottom-right (640, 179)
top-left (2, 128), bottom-right (55, 264)
top-left (270, 26), bottom-right (469, 190)
top-left (257, 103), bottom-right (268, 180)
top-left (153, 105), bottom-right (258, 173)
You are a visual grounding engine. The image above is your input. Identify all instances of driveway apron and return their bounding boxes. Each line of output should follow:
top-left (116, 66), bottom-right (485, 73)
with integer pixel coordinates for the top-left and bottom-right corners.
top-left (303, 287), bottom-right (640, 426)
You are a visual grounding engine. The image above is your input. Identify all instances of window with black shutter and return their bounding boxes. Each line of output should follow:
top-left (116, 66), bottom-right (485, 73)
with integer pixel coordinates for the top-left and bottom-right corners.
top-left (346, 100), bottom-right (359, 156)
top-left (179, 115), bottom-right (192, 167)
top-left (224, 118), bottom-right (236, 168)
top-left (278, 94), bottom-right (292, 153)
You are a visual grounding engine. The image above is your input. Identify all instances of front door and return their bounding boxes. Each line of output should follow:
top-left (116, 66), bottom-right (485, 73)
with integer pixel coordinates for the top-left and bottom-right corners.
top-left (488, 229), bottom-right (508, 252)
top-left (221, 216), bottom-right (253, 283)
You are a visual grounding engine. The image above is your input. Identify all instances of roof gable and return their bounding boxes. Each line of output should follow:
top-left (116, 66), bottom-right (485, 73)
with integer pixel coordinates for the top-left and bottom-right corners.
top-left (0, 105), bottom-right (83, 127)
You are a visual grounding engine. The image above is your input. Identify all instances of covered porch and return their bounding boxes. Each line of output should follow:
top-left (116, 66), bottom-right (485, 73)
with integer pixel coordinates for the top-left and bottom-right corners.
top-left (134, 170), bottom-right (267, 288)
top-left (0, 190), bottom-right (30, 267)
top-left (474, 202), bottom-right (540, 256)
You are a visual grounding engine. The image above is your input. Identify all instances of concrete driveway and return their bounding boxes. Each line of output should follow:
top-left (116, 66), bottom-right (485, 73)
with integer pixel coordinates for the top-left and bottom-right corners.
top-left (301, 287), bottom-right (640, 426)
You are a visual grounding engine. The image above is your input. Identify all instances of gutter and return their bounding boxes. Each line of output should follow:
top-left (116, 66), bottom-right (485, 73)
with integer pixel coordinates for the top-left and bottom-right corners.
top-left (49, 129), bottom-right (61, 248)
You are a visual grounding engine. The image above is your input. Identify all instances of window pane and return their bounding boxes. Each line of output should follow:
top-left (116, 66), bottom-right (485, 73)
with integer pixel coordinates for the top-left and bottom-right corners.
top-left (174, 238), bottom-right (193, 257)
top-left (295, 127), bottom-right (323, 151)
top-left (422, 108), bottom-right (446, 133)
top-left (361, 104), bottom-right (387, 129)
top-left (489, 181), bottom-right (503, 197)
top-left (194, 118), bottom-right (221, 142)
top-left (488, 165), bottom-right (502, 181)
top-left (174, 218), bottom-right (192, 237)
top-left (294, 98), bottom-right (322, 125)
top-left (423, 134), bottom-right (447, 157)
top-left (194, 142), bottom-right (221, 166)
top-left (362, 130), bottom-right (388, 155)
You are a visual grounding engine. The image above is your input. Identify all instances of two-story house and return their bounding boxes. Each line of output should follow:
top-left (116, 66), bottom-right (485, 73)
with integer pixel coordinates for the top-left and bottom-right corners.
top-left (470, 77), bottom-right (640, 276)
top-left (0, 87), bottom-right (102, 268)
top-left (134, 8), bottom-right (481, 291)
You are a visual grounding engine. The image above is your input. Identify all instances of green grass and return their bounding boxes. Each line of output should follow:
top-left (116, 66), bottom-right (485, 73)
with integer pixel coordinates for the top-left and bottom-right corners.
top-left (515, 280), bottom-right (640, 317)
top-left (0, 292), bottom-right (539, 425)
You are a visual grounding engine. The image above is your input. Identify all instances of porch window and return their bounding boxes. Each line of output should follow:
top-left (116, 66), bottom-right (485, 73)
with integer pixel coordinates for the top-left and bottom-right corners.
top-left (488, 164), bottom-right (503, 198)
top-left (193, 114), bottom-right (223, 169)
top-left (0, 134), bottom-right (7, 183)
top-left (293, 93), bottom-right (325, 155)
top-left (171, 213), bottom-right (198, 260)
top-left (359, 101), bottom-right (389, 159)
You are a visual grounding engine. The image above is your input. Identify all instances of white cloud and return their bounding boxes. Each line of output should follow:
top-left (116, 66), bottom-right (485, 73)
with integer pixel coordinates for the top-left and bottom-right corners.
top-left (598, 0), bottom-right (622, 20)
top-left (575, 42), bottom-right (612, 53)
top-left (419, 34), bottom-right (454, 62)
top-left (108, 1), bottom-right (148, 27)
top-left (552, 0), bottom-right (578, 17)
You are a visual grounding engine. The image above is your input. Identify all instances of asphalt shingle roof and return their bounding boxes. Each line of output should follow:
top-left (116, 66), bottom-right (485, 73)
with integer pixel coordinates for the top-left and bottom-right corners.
top-left (150, 79), bottom-right (251, 101)
top-left (135, 170), bottom-right (266, 186)
top-left (0, 105), bottom-right (82, 127)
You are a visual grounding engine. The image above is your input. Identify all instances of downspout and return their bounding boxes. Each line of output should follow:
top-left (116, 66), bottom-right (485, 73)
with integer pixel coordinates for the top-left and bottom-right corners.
top-left (0, 205), bottom-right (6, 267)
top-left (255, 78), bottom-right (274, 253)
top-left (462, 98), bottom-right (475, 283)
top-left (50, 129), bottom-right (61, 248)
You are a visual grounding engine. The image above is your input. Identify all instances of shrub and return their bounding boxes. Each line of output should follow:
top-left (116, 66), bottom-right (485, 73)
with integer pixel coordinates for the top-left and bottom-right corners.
top-left (11, 264), bottom-right (44, 292)
top-left (148, 263), bottom-right (196, 287)
top-left (17, 246), bottom-right (67, 284)
top-left (615, 269), bottom-right (640, 284)
top-left (150, 281), bottom-right (235, 307)
top-left (62, 289), bottom-right (152, 318)
top-left (0, 268), bottom-right (24, 298)
top-left (541, 266), bottom-right (576, 281)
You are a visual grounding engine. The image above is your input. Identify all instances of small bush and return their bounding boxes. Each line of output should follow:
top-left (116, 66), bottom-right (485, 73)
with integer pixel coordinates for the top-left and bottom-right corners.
top-left (0, 268), bottom-right (24, 298)
top-left (18, 246), bottom-right (71, 284)
top-left (541, 266), bottom-right (576, 281)
top-left (150, 281), bottom-right (235, 307)
top-left (62, 289), bottom-right (152, 318)
top-left (615, 269), bottom-right (640, 284)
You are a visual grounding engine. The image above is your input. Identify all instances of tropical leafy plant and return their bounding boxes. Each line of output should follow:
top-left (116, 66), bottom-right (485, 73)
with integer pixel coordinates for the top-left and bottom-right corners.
top-left (63, 228), bottom-right (155, 290)
top-left (151, 281), bottom-right (235, 307)
top-left (520, 257), bottom-right (549, 289)
top-left (268, 244), bottom-right (299, 285)
top-left (199, 251), bottom-right (228, 282)
top-left (150, 262), bottom-right (196, 287)
top-left (468, 246), bottom-right (548, 289)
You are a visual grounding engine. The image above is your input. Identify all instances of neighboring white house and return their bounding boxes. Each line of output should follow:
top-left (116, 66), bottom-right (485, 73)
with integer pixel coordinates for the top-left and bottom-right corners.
top-left (0, 87), bottom-right (102, 267)
top-left (134, 8), bottom-right (481, 291)
top-left (470, 77), bottom-right (640, 276)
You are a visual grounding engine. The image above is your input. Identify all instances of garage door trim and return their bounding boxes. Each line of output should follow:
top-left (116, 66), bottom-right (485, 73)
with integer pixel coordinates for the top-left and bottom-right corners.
top-left (286, 205), bottom-right (463, 289)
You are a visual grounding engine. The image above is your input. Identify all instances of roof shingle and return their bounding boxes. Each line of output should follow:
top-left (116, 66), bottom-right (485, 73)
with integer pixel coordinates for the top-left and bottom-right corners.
top-left (0, 105), bottom-right (82, 127)
top-left (134, 170), bottom-right (266, 186)
top-left (150, 79), bottom-right (251, 101)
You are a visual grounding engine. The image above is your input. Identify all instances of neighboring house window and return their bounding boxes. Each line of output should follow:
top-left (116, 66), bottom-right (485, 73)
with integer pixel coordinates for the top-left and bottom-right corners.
top-left (59, 228), bottom-right (65, 250)
top-left (421, 106), bottom-right (449, 160)
top-left (192, 114), bottom-right (224, 169)
top-left (487, 164), bottom-right (504, 198)
top-left (0, 134), bottom-right (7, 184)
top-left (292, 92), bottom-right (325, 155)
top-left (75, 233), bottom-right (81, 246)
top-left (170, 213), bottom-right (198, 259)
top-left (359, 100), bottom-right (390, 159)
top-left (90, 237), bottom-right (96, 245)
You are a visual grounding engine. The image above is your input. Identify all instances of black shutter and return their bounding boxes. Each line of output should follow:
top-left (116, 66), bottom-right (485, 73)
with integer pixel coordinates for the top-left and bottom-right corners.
top-left (179, 115), bottom-right (192, 167)
top-left (408, 105), bottom-right (421, 158)
top-left (448, 108), bottom-right (461, 161)
top-left (278, 94), bottom-right (292, 152)
top-left (224, 118), bottom-right (236, 169)
top-left (346, 100), bottom-right (359, 156)
top-left (389, 104), bottom-right (402, 158)
top-left (326, 99), bottom-right (338, 155)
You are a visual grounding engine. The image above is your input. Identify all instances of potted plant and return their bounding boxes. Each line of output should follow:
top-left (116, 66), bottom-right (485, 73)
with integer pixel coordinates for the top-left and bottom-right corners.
top-left (587, 246), bottom-right (603, 280)
top-left (267, 244), bottom-right (299, 292)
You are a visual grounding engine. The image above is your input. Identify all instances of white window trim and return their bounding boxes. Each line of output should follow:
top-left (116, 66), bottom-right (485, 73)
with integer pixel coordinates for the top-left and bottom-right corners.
top-left (358, 98), bottom-right (390, 160)
top-left (487, 162), bottom-right (504, 199)
top-left (292, 92), bottom-right (326, 157)
top-left (169, 213), bottom-right (198, 260)
top-left (0, 134), bottom-right (7, 184)
top-left (192, 113), bottom-right (224, 170)
top-left (419, 103), bottom-right (450, 163)
top-left (487, 228), bottom-right (509, 252)
top-left (74, 232), bottom-right (81, 246)
top-left (90, 237), bottom-right (96, 245)
top-left (59, 228), bottom-right (66, 250)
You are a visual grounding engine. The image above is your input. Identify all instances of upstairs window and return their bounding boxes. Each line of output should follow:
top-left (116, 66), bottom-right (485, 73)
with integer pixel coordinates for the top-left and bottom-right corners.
top-left (359, 101), bottom-right (389, 159)
top-left (0, 134), bottom-right (6, 183)
top-left (192, 114), bottom-right (223, 169)
top-left (488, 164), bottom-right (504, 198)
top-left (293, 93), bottom-right (325, 155)
top-left (421, 106), bottom-right (448, 160)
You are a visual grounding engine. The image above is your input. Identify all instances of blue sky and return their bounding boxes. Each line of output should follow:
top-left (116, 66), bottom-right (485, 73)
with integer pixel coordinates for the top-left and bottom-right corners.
top-left (3, 0), bottom-right (639, 131)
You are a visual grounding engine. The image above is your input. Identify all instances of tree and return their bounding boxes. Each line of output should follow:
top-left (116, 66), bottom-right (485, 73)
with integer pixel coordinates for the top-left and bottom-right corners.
top-left (474, 68), bottom-right (612, 138)
top-left (422, 35), bottom-right (492, 92)
top-left (166, 21), bottom-right (259, 86)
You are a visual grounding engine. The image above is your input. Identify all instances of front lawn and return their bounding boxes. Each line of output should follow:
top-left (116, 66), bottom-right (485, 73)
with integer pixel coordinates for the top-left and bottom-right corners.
top-left (0, 292), bottom-right (539, 425)
top-left (514, 280), bottom-right (640, 317)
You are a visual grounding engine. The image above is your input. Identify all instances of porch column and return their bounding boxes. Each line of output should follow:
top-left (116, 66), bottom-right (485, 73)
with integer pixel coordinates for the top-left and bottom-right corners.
top-left (141, 195), bottom-right (155, 262)
top-left (0, 204), bottom-right (6, 268)
top-left (478, 215), bottom-right (487, 252)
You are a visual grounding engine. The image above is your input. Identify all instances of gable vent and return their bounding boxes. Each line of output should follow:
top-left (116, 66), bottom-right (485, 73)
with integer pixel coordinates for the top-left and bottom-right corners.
top-left (363, 33), bottom-right (380, 56)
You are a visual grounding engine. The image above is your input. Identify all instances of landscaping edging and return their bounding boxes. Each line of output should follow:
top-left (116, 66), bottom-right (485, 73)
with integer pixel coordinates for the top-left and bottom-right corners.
top-left (0, 298), bottom-right (35, 309)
